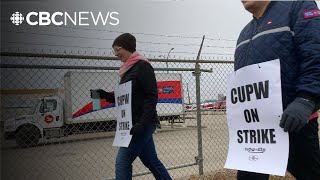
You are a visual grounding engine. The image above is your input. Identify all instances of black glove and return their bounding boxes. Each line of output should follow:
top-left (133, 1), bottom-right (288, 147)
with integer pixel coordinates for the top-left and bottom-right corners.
top-left (280, 97), bottom-right (315, 132)
top-left (130, 123), bottom-right (145, 135)
top-left (90, 89), bottom-right (105, 98)
top-left (90, 89), bottom-right (114, 102)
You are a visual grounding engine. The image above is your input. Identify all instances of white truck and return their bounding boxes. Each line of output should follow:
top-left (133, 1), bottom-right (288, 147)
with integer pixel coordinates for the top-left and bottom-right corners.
top-left (4, 71), bottom-right (185, 147)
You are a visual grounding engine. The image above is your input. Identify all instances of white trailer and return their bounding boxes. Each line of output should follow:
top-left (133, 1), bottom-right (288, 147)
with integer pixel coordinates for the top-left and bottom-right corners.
top-left (4, 71), bottom-right (184, 147)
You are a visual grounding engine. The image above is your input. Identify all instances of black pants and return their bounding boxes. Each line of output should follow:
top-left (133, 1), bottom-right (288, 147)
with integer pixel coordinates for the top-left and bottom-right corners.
top-left (237, 118), bottom-right (320, 180)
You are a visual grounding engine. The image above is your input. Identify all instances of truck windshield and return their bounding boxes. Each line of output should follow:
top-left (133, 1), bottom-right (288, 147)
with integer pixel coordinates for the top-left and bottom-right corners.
top-left (32, 100), bottom-right (41, 114)
top-left (39, 99), bottom-right (57, 113)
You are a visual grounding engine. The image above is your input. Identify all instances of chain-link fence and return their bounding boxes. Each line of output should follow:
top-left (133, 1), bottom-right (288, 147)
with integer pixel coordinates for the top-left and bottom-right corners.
top-left (1, 50), bottom-right (234, 180)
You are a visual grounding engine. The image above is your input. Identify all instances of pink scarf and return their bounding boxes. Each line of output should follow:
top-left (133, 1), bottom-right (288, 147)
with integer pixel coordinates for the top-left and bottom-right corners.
top-left (118, 52), bottom-right (149, 77)
top-left (308, 112), bottom-right (319, 121)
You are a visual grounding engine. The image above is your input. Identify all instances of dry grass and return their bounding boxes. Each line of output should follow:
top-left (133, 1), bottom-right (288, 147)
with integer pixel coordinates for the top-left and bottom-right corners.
top-left (179, 169), bottom-right (295, 180)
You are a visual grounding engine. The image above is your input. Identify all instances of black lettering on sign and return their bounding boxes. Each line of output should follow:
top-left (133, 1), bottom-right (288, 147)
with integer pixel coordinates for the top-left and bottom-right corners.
top-left (237, 130), bottom-right (243, 143)
top-left (237, 129), bottom-right (276, 144)
top-left (238, 86), bottom-right (246, 103)
top-left (231, 88), bottom-right (237, 104)
top-left (244, 108), bottom-right (260, 123)
top-left (245, 84), bottom-right (254, 101)
top-left (121, 109), bottom-right (126, 118)
top-left (250, 130), bottom-right (256, 143)
top-left (230, 80), bottom-right (269, 104)
top-left (243, 130), bottom-right (249, 143)
top-left (119, 121), bottom-right (130, 130)
top-left (117, 94), bottom-right (130, 106)
top-left (254, 81), bottom-right (269, 100)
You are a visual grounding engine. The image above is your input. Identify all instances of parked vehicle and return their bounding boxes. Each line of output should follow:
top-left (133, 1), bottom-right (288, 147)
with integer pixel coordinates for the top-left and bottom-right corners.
top-left (185, 103), bottom-right (196, 111)
top-left (201, 99), bottom-right (217, 109)
top-left (213, 100), bottom-right (226, 110)
top-left (4, 72), bottom-right (184, 147)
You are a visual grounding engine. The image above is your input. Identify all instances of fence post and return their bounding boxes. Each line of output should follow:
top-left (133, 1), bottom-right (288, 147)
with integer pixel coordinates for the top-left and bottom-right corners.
top-left (195, 35), bottom-right (205, 176)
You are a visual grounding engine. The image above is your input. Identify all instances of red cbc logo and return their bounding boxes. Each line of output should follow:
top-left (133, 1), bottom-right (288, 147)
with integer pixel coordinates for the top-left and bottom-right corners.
top-left (44, 115), bottom-right (54, 123)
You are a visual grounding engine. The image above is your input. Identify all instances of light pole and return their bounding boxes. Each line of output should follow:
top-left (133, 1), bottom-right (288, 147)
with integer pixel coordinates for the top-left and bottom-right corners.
top-left (186, 83), bottom-right (191, 104)
top-left (166, 48), bottom-right (174, 73)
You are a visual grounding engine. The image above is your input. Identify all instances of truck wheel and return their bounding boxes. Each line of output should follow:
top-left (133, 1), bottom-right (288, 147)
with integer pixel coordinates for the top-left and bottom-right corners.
top-left (16, 125), bottom-right (40, 148)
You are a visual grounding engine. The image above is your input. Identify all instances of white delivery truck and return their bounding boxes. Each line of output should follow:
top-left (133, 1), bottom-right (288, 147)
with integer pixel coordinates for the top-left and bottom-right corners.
top-left (4, 71), bottom-right (185, 147)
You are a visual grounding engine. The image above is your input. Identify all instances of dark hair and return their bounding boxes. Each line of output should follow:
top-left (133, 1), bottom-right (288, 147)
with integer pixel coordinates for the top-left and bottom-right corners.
top-left (112, 33), bottom-right (136, 53)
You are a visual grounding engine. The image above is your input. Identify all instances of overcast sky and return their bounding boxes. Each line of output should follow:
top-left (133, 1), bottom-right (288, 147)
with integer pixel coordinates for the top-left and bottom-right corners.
top-left (2, 0), bottom-right (319, 58)
top-left (1, 0), bottom-right (320, 103)
top-left (1, 0), bottom-right (320, 58)
top-left (1, 0), bottom-right (254, 58)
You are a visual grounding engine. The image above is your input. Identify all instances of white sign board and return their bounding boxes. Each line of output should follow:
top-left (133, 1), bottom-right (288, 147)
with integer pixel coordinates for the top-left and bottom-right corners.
top-left (224, 59), bottom-right (289, 176)
top-left (112, 81), bottom-right (133, 147)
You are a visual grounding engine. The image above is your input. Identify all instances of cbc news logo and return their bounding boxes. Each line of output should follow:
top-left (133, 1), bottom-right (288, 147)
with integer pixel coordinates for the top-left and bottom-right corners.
top-left (10, 11), bottom-right (119, 26)
top-left (11, 12), bottom-right (24, 25)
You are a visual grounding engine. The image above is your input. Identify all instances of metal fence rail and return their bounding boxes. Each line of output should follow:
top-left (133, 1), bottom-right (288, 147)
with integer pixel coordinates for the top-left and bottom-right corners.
top-left (1, 51), bottom-right (234, 180)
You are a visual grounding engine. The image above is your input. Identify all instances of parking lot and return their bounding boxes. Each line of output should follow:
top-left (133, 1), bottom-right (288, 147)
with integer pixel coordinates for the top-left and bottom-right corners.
top-left (1, 111), bottom-right (228, 180)
top-left (2, 111), bottom-right (319, 180)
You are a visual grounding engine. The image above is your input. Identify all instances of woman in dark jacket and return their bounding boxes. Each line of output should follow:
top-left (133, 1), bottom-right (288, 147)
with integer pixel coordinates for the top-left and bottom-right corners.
top-left (98, 33), bottom-right (172, 180)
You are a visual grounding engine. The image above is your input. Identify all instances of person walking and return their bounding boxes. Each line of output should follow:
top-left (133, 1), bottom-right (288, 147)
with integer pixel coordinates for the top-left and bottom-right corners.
top-left (94, 33), bottom-right (172, 180)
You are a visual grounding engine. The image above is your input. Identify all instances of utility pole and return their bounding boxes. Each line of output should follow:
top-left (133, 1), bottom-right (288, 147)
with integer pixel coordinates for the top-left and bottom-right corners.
top-left (186, 83), bottom-right (191, 104)
top-left (195, 35), bottom-right (205, 176)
